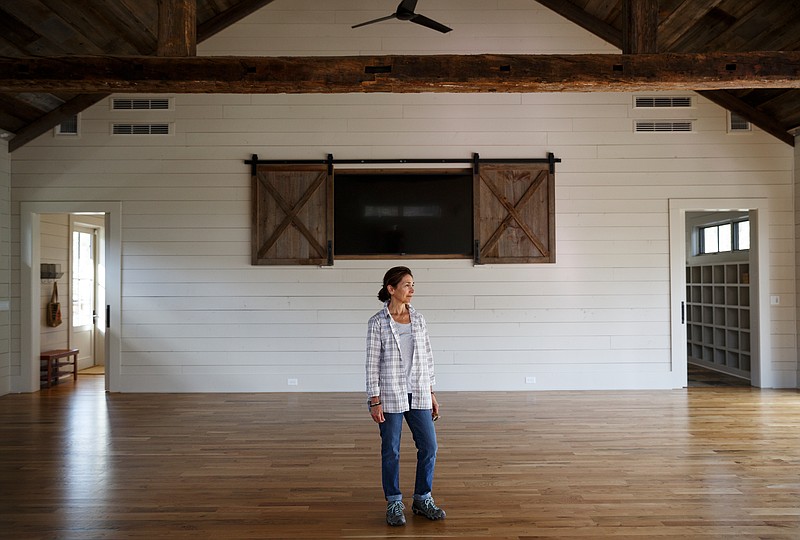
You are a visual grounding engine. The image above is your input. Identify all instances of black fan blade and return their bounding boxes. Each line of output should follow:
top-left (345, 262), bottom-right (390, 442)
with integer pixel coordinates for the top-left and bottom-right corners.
top-left (410, 13), bottom-right (452, 33)
top-left (352, 14), bottom-right (398, 29)
top-left (399, 0), bottom-right (418, 11)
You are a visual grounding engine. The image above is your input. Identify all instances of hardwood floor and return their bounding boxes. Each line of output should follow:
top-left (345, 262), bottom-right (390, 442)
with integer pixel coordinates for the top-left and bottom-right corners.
top-left (2, 378), bottom-right (800, 539)
top-left (687, 363), bottom-right (752, 387)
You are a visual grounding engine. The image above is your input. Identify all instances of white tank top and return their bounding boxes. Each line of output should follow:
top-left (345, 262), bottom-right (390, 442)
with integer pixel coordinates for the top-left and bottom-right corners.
top-left (396, 322), bottom-right (415, 392)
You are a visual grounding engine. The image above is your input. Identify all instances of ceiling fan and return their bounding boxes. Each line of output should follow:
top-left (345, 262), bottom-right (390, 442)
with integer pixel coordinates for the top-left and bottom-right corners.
top-left (352, 0), bottom-right (452, 34)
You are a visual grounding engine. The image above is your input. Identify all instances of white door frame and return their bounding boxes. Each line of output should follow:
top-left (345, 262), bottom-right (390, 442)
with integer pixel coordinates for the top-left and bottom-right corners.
top-left (669, 198), bottom-right (772, 388)
top-left (19, 201), bottom-right (121, 393)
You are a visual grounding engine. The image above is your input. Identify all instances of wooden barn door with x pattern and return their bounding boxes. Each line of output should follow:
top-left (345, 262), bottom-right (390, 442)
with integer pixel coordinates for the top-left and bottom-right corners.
top-left (252, 164), bottom-right (333, 265)
top-left (474, 163), bottom-right (555, 264)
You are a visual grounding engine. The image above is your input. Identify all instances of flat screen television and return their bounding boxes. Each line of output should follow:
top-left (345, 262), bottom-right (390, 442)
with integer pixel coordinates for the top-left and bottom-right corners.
top-left (334, 171), bottom-right (473, 257)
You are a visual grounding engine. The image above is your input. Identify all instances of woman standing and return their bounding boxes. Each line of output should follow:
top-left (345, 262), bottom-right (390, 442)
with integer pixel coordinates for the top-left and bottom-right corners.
top-left (366, 266), bottom-right (446, 526)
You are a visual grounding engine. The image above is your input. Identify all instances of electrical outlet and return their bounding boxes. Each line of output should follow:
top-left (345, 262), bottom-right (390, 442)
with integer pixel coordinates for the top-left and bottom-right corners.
top-left (287, 378), bottom-right (298, 386)
top-left (525, 376), bottom-right (536, 384)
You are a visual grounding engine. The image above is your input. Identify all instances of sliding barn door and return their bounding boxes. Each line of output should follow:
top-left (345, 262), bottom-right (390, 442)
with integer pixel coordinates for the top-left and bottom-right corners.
top-left (252, 164), bottom-right (333, 265)
top-left (474, 163), bottom-right (555, 264)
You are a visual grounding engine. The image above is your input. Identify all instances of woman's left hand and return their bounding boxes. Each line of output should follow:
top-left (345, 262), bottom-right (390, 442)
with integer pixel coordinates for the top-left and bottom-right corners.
top-left (432, 392), bottom-right (440, 421)
top-left (370, 403), bottom-right (385, 423)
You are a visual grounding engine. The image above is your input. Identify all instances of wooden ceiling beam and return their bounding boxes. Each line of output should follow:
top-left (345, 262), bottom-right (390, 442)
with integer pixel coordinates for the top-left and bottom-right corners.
top-left (7, 0), bottom-right (275, 150)
top-left (2, 52), bottom-right (800, 94)
top-left (623, 0), bottom-right (658, 53)
top-left (157, 0), bottom-right (197, 56)
top-left (534, 1), bottom-right (793, 145)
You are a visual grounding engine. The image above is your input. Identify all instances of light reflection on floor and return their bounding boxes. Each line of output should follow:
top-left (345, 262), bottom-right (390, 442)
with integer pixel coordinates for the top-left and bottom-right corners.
top-left (64, 377), bottom-right (110, 526)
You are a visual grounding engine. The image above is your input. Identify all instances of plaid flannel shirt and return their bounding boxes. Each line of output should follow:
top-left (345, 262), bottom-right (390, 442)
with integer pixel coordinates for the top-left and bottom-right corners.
top-left (365, 302), bottom-right (436, 413)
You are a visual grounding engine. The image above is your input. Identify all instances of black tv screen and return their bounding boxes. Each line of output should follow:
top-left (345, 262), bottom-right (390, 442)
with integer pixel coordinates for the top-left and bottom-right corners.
top-left (334, 171), bottom-right (473, 256)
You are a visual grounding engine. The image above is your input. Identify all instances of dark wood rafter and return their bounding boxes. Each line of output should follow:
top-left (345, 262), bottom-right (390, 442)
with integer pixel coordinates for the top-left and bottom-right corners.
top-left (0, 94), bottom-right (44, 127)
top-left (622, 0), bottom-right (658, 54)
top-left (157, 0), bottom-right (197, 56)
top-left (197, 0), bottom-right (278, 41)
top-left (5, 0), bottom-right (279, 152)
top-left (97, 3), bottom-right (159, 54)
top-left (3, 52), bottom-right (800, 94)
top-left (533, 0), bottom-right (795, 146)
top-left (3, 1), bottom-right (799, 150)
top-left (531, 0), bottom-right (621, 47)
top-left (8, 93), bottom-right (108, 152)
top-left (699, 90), bottom-right (796, 146)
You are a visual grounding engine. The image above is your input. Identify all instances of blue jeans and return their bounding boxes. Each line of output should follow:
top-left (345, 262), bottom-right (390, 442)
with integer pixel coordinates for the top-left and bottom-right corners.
top-left (379, 395), bottom-right (438, 502)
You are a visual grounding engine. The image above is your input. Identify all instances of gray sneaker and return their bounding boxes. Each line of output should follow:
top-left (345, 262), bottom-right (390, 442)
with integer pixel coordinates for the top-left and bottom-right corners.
top-left (386, 500), bottom-right (406, 526)
top-left (412, 497), bottom-right (446, 520)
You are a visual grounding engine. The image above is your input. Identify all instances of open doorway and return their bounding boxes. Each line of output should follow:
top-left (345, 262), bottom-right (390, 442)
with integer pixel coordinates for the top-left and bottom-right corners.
top-left (669, 198), bottom-right (773, 389)
top-left (685, 211), bottom-right (752, 387)
top-left (70, 215), bottom-right (106, 374)
top-left (19, 202), bottom-right (121, 394)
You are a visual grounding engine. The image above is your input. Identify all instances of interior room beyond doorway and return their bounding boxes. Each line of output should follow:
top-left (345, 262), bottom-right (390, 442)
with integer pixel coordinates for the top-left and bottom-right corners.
top-left (38, 213), bottom-right (106, 387)
top-left (685, 210), bottom-right (752, 386)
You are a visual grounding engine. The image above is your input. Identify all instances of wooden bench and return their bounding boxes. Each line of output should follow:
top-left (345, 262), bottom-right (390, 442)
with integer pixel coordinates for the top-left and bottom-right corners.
top-left (40, 348), bottom-right (79, 388)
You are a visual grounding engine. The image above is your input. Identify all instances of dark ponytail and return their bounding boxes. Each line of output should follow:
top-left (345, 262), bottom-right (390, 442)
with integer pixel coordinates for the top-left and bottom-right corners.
top-left (377, 266), bottom-right (413, 303)
top-left (377, 286), bottom-right (390, 302)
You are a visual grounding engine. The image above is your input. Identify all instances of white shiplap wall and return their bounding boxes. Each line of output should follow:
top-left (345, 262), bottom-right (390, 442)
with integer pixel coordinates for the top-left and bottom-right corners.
top-left (796, 136), bottom-right (800, 388)
top-left (9, 1), bottom-right (798, 392)
top-left (39, 214), bottom-right (70, 352)
top-left (0, 139), bottom-right (9, 396)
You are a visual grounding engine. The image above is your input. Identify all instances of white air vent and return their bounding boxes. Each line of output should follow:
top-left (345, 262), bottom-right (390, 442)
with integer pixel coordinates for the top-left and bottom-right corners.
top-left (112, 98), bottom-right (171, 110)
top-left (112, 123), bottom-right (170, 135)
top-left (729, 112), bottom-right (751, 132)
top-left (635, 96), bottom-right (692, 108)
top-left (55, 115), bottom-right (79, 136)
top-left (635, 120), bottom-right (693, 132)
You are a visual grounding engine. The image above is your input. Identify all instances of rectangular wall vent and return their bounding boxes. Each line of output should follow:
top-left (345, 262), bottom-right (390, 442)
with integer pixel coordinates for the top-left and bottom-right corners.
top-left (729, 112), bottom-right (752, 132)
top-left (635, 120), bottom-right (693, 132)
top-left (112, 98), bottom-right (170, 110)
top-left (112, 123), bottom-right (170, 135)
top-left (635, 96), bottom-right (692, 108)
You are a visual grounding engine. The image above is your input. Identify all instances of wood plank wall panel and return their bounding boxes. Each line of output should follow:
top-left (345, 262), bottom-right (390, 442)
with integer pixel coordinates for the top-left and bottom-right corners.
top-left (7, 1), bottom-right (798, 392)
top-left (39, 214), bottom-right (69, 353)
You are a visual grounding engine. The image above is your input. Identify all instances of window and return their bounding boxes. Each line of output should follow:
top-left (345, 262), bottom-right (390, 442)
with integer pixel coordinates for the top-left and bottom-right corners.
top-left (699, 219), bottom-right (749, 254)
top-left (55, 114), bottom-right (79, 136)
top-left (72, 230), bottom-right (95, 327)
top-left (737, 220), bottom-right (750, 250)
top-left (728, 111), bottom-right (752, 132)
